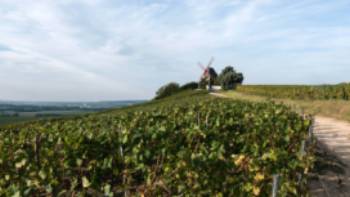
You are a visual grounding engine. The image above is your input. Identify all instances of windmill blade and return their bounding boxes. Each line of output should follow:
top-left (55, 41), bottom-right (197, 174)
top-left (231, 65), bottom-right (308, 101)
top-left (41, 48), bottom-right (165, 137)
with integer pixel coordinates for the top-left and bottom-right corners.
top-left (198, 62), bottom-right (206, 70)
top-left (207, 57), bottom-right (214, 68)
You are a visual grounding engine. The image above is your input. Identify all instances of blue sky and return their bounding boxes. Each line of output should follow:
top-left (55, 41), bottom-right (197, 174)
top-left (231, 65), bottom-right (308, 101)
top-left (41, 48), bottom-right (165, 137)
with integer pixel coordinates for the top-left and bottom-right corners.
top-left (0, 0), bottom-right (349, 101)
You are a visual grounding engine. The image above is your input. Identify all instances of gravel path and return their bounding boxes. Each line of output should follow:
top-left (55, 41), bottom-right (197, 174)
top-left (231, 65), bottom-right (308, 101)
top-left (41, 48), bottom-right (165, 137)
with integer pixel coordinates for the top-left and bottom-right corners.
top-left (309, 116), bottom-right (350, 197)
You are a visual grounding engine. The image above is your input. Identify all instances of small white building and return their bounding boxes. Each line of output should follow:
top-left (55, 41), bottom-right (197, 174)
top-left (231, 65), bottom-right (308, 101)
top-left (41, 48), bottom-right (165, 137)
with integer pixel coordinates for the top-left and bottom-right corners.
top-left (207, 85), bottom-right (222, 91)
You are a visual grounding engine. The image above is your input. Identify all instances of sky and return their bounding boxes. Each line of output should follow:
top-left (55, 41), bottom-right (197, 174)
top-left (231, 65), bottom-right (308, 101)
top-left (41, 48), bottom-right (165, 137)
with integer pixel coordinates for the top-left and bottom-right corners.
top-left (0, 0), bottom-right (350, 101)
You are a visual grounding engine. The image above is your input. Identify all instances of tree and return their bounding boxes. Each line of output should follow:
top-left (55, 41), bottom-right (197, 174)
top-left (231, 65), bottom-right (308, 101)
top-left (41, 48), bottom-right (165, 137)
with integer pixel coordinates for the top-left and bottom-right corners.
top-left (180, 82), bottom-right (199, 90)
top-left (154, 82), bottom-right (180, 100)
top-left (236, 73), bottom-right (244, 84)
top-left (219, 66), bottom-right (244, 90)
top-left (220, 66), bottom-right (235, 76)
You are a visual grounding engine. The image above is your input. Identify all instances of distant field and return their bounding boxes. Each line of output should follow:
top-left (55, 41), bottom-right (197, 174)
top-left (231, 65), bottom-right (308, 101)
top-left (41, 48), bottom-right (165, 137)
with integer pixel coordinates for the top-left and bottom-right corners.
top-left (0, 100), bottom-right (145, 127)
top-left (236, 84), bottom-right (350, 100)
top-left (18, 110), bottom-right (88, 117)
top-left (0, 116), bottom-right (40, 126)
top-left (222, 91), bottom-right (350, 122)
top-left (0, 112), bottom-right (84, 127)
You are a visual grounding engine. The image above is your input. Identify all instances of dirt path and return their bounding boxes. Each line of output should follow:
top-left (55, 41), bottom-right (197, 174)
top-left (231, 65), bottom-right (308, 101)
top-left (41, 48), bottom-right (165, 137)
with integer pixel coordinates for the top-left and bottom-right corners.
top-left (309, 116), bottom-right (350, 197)
top-left (210, 92), bottom-right (228, 98)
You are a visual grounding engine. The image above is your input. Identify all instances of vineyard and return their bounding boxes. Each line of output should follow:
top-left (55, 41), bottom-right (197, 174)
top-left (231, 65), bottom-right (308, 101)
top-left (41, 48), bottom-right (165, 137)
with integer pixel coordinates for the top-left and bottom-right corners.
top-left (0, 91), bottom-right (313, 196)
top-left (236, 84), bottom-right (350, 100)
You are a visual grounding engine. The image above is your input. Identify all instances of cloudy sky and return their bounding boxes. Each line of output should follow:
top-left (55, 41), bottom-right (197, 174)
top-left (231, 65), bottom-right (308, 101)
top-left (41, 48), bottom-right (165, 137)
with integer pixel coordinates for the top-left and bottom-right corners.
top-left (0, 0), bottom-right (349, 101)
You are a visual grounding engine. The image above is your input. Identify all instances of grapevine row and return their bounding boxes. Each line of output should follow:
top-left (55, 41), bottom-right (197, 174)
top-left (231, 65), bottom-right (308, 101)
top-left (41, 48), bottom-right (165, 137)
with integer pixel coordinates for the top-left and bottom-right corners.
top-left (236, 84), bottom-right (350, 100)
top-left (0, 95), bottom-right (313, 196)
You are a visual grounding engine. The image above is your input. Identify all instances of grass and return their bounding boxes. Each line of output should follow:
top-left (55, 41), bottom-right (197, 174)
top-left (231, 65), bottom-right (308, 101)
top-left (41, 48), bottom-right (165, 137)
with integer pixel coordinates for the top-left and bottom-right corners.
top-left (221, 91), bottom-right (350, 122)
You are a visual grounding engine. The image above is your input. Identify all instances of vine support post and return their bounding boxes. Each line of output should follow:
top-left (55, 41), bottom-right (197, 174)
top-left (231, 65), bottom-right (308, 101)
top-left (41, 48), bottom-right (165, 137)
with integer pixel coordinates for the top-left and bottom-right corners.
top-left (117, 123), bottom-right (129, 197)
top-left (272, 174), bottom-right (280, 197)
top-left (299, 140), bottom-right (306, 156)
top-left (35, 133), bottom-right (41, 169)
top-left (308, 117), bottom-right (314, 139)
top-left (197, 112), bottom-right (200, 128)
top-left (297, 116), bottom-right (315, 189)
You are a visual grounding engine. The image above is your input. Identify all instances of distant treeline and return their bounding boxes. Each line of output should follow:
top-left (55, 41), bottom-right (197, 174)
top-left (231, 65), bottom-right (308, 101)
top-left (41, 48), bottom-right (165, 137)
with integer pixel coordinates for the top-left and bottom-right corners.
top-left (34, 113), bottom-right (71, 117)
top-left (0, 113), bottom-right (67, 118)
top-left (237, 83), bottom-right (350, 100)
top-left (0, 104), bottom-right (99, 113)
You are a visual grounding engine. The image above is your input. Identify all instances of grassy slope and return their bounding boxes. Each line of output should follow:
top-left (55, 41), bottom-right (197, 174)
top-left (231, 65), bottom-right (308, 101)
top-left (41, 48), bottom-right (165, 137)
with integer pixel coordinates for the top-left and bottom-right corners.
top-left (222, 91), bottom-right (350, 122)
top-left (99, 90), bottom-right (209, 114)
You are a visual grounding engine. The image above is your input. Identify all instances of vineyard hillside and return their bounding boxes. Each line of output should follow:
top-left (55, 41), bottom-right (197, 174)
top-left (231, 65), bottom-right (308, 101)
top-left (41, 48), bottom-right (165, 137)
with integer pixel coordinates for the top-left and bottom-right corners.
top-left (0, 91), bottom-right (313, 196)
top-left (236, 84), bottom-right (350, 100)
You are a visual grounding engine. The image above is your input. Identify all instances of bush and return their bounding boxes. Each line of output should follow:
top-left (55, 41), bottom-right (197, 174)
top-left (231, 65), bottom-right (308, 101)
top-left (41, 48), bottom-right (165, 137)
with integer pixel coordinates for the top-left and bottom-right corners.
top-left (180, 82), bottom-right (199, 90)
top-left (155, 82), bottom-right (180, 100)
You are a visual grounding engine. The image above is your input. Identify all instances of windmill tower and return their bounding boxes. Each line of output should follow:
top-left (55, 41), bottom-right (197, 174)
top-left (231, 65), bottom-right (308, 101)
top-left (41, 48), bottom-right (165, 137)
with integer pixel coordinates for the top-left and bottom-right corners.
top-left (198, 57), bottom-right (215, 91)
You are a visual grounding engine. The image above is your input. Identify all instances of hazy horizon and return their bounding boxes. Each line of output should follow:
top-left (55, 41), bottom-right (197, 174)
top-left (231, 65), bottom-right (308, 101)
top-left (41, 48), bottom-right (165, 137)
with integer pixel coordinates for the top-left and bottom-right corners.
top-left (0, 98), bottom-right (146, 103)
top-left (1, 0), bottom-right (350, 101)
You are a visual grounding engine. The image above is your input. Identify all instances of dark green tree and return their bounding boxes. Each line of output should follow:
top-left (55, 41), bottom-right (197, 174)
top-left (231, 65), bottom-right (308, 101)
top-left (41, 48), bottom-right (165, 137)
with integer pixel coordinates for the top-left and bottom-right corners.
top-left (180, 82), bottom-right (199, 90)
top-left (219, 66), bottom-right (244, 90)
top-left (236, 73), bottom-right (244, 84)
top-left (155, 82), bottom-right (180, 100)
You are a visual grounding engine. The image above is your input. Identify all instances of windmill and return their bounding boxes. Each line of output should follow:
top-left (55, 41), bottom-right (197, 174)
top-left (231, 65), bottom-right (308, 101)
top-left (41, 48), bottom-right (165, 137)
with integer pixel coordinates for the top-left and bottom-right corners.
top-left (198, 57), bottom-right (215, 91)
